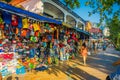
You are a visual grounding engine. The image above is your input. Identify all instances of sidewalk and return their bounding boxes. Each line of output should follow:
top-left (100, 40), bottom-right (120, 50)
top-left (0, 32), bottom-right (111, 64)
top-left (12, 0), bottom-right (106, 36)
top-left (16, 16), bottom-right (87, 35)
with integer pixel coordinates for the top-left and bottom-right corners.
top-left (2, 59), bottom-right (108, 80)
top-left (3, 47), bottom-right (120, 80)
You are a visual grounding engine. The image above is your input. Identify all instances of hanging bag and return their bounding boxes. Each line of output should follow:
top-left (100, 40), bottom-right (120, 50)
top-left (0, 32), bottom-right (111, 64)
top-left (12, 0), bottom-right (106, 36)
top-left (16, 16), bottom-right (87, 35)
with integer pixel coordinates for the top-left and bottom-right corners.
top-left (11, 15), bottom-right (18, 27)
top-left (21, 29), bottom-right (28, 37)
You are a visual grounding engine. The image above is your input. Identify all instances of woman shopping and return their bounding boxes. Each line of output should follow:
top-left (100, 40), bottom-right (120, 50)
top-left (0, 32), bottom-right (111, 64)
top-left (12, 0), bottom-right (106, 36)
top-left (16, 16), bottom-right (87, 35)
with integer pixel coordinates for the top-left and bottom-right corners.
top-left (80, 42), bottom-right (88, 66)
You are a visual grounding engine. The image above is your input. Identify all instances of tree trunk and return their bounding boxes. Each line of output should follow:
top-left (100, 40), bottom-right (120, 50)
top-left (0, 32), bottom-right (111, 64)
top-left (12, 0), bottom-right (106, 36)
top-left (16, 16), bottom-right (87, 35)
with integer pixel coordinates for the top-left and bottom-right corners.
top-left (111, 39), bottom-right (117, 48)
top-left (117, 37), bottom-right (119, 47)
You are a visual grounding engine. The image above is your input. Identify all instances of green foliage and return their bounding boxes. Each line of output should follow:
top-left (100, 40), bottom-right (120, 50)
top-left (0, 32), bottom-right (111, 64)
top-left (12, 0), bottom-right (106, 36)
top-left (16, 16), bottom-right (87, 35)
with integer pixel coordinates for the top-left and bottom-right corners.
top-left (63, 0), bottom-right (120, 27)
top-left (63, 0), bottom-right (120, 48)
top-left (63, 0), bottom-right (80, 9)
top-left (85, 0), bottom-right (120, 23)
top-left (116, 46), bottom-right (120, 51)
top-left (106, 15), bottom-right (120, 48)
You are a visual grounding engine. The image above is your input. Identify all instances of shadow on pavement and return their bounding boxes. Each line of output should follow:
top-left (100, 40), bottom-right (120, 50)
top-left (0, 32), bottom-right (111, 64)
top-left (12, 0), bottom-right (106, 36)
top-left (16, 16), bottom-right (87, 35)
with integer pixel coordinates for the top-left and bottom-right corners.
top-left (45, 60), bottom-right (100, 80)
top-left (87, 49), bottom-right (120, 74)
top-left (5, 47), bottom-right (119, 80)
top-left (67, 66), bottom-right (100, 80)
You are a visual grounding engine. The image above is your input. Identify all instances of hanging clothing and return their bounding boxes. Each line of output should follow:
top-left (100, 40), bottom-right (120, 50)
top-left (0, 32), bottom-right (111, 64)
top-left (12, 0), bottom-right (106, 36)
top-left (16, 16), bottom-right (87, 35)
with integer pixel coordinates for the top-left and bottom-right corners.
top-left (18, 17), bottom-right (23, 29)
top-left (0, 15), bottom-right (3, 24)
top-left (28, 24), bottom-right (33, 31)
top-left (33, 23), bottom-right (40, 32)
top-left (21, 29), bottom-right (28, 37)
top-left (11, 15), bottom-right (18, 27)
top-left (22, 18), bottom-right (29, 29)
top-left (30, 36), bottom-right (38, 42)
top-left (2, 11), bottom-right (12, 24)
top-left (36, 47), bottom-right (41, 58)
top-left (29, 48), bottom-right (36, 58)
top-left (47, 35), bottom-right (52, 41)
top-left (15, 28), bottom-right (19, 34)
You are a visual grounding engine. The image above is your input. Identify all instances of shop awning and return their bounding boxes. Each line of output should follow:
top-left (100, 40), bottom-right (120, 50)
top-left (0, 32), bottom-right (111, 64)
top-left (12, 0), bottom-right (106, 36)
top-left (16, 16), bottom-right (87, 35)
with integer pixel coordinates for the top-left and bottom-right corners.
top-left (74, 28), bottom-right (90, 35)
top-left (0, 2), bottom-right (62, 25)
top-left (62, 22), bottom-right (72, 28)
top-left (9, 0), bottom-right (27, 6)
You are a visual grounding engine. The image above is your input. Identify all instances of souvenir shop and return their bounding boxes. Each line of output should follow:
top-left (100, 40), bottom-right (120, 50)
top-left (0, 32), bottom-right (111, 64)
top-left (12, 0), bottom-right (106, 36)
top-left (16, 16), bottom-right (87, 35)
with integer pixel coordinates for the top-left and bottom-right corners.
top-left (0, 2), bottom-right (89, 78)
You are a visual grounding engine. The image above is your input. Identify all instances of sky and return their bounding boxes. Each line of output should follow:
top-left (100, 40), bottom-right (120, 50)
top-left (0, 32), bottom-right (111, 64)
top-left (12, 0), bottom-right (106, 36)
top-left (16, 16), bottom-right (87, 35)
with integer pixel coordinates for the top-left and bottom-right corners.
top-left (60, 0), bottom-right (100, 23)
top-left (74, 1), bottom-right (120, 24)
top-left (73, 0), bottom-right (100, 23)
top-left (60, 0), bottom-right (120, 24)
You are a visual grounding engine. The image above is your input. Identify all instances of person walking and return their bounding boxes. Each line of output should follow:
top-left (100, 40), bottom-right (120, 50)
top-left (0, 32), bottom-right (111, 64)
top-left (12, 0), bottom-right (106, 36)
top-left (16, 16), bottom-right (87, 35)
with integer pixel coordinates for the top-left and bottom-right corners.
top-left (80, 42), bottom-right (88, 66)
top-left (92, 41), bottom-right (97, 54)
top-left (103, 42), bottom-right (107, 51)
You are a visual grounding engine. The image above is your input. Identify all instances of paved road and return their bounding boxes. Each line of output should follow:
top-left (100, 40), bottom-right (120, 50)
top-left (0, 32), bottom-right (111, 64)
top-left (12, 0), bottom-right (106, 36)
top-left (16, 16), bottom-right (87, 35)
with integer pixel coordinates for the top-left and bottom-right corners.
top-left (89, 47), bottom-right (120, 74)
top-left (3, 47), bottom-right (120, 80)
top-left (66, 47), bottom-right (120, 80)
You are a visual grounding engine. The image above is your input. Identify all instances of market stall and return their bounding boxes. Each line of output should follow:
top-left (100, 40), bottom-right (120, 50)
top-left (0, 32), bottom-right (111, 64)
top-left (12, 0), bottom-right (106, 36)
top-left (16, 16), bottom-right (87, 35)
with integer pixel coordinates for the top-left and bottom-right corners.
top-left (0, 2), bottom-right (62, 78)
top-left (0, 2), bottom-right (90, 79)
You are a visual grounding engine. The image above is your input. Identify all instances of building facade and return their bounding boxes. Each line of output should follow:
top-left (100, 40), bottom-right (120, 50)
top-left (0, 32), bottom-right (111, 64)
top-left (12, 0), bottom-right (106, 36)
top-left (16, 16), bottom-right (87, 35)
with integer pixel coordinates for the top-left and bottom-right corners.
top-left (42, 0), bottom-right (86, 30)
top-left (9, 0), bottom-right (87, 32)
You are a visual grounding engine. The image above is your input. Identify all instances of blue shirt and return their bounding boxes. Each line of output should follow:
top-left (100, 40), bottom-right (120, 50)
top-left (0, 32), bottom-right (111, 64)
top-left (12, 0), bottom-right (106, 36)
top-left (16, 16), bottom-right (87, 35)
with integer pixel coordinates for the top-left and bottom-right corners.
top-left (29, 48), bottom-right (35, 58)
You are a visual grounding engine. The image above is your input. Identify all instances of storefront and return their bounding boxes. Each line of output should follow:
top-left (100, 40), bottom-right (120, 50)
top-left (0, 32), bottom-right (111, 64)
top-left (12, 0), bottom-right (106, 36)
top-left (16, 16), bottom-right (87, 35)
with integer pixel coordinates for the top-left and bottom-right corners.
top-left (0, 2), bottom-right (62, 78)
top-left (0, 2), bottom-right (90, 79)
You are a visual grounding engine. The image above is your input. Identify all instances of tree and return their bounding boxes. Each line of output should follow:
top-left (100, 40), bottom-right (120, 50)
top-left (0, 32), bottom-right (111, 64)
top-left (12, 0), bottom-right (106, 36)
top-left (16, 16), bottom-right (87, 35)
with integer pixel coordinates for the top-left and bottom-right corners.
top-left (85, 0), bottom-right (120, 23)
top-left (85, 0), bottom-right (120, 47)
top-left (106, 15), bottom-right (120, 48)
top-left (63, 0), bottom-right (80, 9)
top-left (63, 0), bottom-right (120, 47)
top-left (63, 0), bottom-right (120, 23)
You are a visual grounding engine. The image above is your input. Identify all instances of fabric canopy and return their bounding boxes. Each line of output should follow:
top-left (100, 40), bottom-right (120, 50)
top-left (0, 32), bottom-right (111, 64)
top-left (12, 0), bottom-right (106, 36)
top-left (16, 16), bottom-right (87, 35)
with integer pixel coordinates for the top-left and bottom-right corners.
top-left (0, 2), bottom-right (62, 25)
top-left (9, 0), bottom-right (26, 6)
top-left (62, 22), bottom-right (72, 28)
top-left (74, 28), bottom-right (90, 35)
top-left (18, 0), bottom-right (43, 14)
top-left (62, 22), bottom-right (90, 35)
